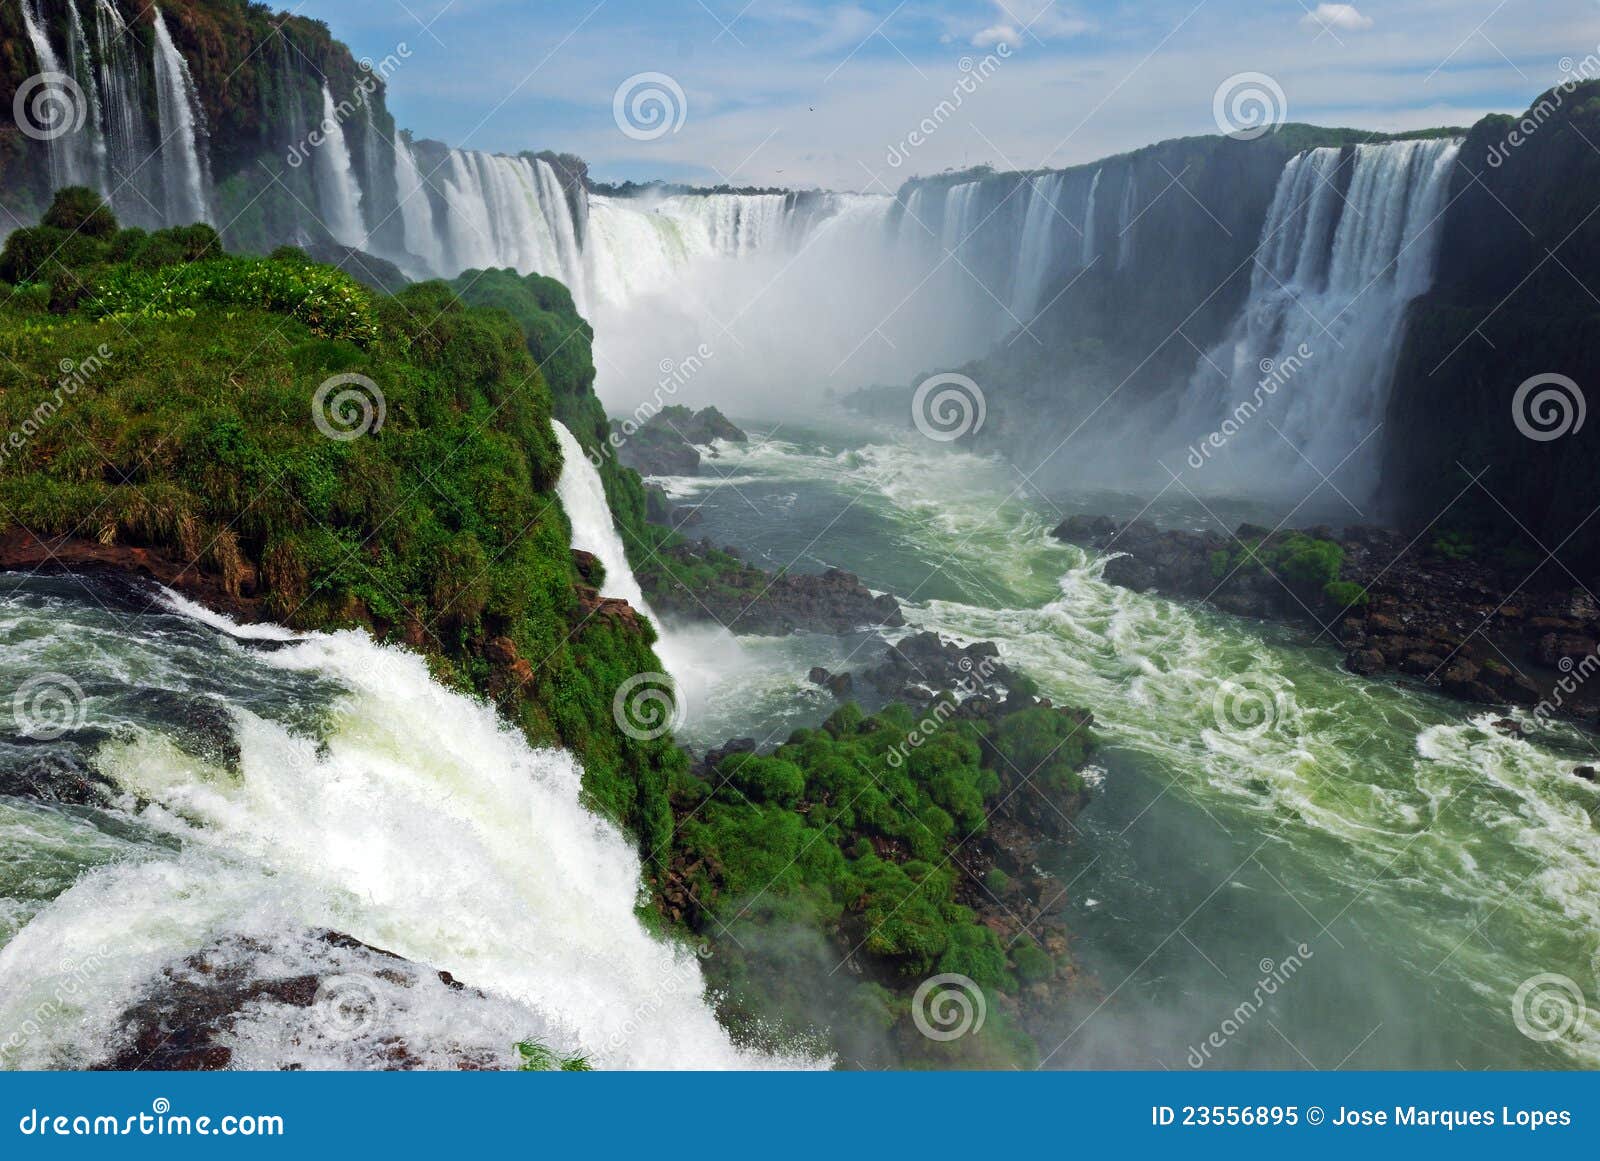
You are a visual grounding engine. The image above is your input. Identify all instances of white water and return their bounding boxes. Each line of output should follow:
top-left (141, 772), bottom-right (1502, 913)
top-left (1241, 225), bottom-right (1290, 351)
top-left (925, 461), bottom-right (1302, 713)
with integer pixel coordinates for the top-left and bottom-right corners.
top-left (673, 429), bottom-right (1600, 1066)
top-left (393, 135), bottom-right (445, 273)
top-left (1116, 170), bottom-right (1138, 270)
top-left (91, 0), bottom-right (158, 225)
top-left (1170, 138), bottom-right (1461, 497)
top-left (552, 420), bottom-right (654, 615)
top-left (1010, 172), bottom-right (1066, 320)
top-left (1081, 168), bottom-right (1102, 265)
top-left (313, 83), bottom-right (366, 248)
top-left (150, 7), bottom-right (211, 225)
top-left (19, 0), bottom-right (91, 191)
top-left (0, 585), bottom-right (813, 1070)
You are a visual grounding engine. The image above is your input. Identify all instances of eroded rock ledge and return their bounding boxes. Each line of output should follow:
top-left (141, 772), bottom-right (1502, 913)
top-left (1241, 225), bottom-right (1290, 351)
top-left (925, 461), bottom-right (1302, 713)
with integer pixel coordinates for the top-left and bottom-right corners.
top-left (1054, 515), bottom-right (1600, 719)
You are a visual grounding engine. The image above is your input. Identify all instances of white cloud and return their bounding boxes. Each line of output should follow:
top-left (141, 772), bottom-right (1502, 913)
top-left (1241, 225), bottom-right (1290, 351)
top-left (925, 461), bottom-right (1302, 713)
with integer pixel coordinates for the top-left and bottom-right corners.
top-left (1302, 4), bottom-right (1375, 32)
top-left (973, 24), bottom-right (1021, 48)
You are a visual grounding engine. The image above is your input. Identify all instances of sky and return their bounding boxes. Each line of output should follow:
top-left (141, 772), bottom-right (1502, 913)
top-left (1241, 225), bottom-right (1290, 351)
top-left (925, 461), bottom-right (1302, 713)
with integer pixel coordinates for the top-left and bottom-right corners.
top-left (301, 0), bottom-right (1600, 190)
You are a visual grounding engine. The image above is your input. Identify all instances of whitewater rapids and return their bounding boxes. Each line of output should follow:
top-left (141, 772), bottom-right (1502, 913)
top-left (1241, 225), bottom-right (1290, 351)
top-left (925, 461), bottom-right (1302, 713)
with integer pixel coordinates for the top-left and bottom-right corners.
top-left (0, 579), bottom-right (819, 1070)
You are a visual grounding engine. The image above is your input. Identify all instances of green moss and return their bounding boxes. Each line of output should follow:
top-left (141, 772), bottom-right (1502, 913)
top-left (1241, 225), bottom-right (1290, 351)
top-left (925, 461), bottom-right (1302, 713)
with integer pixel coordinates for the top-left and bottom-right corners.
top-left (678, 699), bottom-right (1095, 1064)
top-left (1323, 580), bottom-right (1369, 608)
top-left (1213, 532), bottom-right (1345, 591)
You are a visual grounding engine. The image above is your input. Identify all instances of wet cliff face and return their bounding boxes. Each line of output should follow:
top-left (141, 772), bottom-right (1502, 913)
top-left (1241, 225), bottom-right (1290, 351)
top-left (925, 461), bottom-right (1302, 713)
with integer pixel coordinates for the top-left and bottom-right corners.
top-left (1382, 84), bottom-right (1600, 574)
top-left (0, 0), bottom-right (401, 255)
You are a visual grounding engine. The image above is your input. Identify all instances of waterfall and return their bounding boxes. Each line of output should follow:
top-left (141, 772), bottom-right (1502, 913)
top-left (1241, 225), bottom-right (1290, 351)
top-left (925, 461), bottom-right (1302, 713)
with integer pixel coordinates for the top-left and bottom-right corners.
top-left (940, 182), bottom-right (980, 255)
top-left (551, 420), bottom-right (656, 617)
top-left (1010, 172), bottom-right (1066, 319)
top-left (91, 0), bottom-right (159, 226)
top-left (1116, 171), bottom-right (1138, 270)
top-left (0, 578), bottom-right (811, 1069)
top-left (64, 0), bottom-right (109, 196)
top-left (535, 158), bottom-right (586, 305)
top-left (1080, 168), bottom-right (1102, 266)
top-left (313, 82), bottom-right (367, 247)
top-left (393, 134), bottom-right (444, 272)
top-left (1172, 138), bottom-right (1462, 495)
top-left (19, 0), bottom-right (93, 191)
top-left (151, 7), bottom-right (212, 225)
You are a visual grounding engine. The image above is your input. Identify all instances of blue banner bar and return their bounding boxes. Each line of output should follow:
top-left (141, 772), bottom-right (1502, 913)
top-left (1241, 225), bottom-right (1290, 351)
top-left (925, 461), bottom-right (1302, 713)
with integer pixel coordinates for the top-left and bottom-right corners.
top-left (2, 1072), bottom-right (1596, 1156)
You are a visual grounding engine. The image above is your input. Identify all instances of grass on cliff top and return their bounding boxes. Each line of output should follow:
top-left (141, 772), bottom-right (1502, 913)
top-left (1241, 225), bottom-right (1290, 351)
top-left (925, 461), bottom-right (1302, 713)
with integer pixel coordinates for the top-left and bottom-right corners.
top-left (0, 188), bottom-right (679, 857)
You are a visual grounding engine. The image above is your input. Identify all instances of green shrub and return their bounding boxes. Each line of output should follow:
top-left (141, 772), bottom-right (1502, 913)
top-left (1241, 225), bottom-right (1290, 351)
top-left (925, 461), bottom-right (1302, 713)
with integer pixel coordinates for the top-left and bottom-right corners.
top-left (40, 186), bottom-right (118, 237)
top-left (1323, 579), bottom-right (1369, 608)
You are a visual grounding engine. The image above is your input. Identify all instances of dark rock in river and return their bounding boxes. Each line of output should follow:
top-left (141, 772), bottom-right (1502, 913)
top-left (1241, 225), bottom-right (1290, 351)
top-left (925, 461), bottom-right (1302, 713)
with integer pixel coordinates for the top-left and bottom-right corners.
top-left (94, 930), bottom-right (521, 1072)
top-left (614, 406), bottom-right (748, 478)
top-left (1055, 514), bottom-right (1600, 719)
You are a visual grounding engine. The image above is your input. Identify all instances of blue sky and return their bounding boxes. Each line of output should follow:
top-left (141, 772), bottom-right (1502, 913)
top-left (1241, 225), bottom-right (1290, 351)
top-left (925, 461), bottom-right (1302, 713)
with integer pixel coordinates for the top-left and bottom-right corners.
top-left (302, 0), bottom-right (1599, 189)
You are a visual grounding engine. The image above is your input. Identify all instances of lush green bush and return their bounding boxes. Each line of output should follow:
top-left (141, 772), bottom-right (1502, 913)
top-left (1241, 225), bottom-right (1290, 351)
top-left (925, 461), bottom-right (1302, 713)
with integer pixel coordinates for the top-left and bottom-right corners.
top-left (87, 253), bottom-right (379, 345)
top-left (678, 698), bottom-right (1095, 1056)
top-left (1212, 532), bottom-right (1346, 591)
top-left (1323, 579), bottom-right (1369, 609)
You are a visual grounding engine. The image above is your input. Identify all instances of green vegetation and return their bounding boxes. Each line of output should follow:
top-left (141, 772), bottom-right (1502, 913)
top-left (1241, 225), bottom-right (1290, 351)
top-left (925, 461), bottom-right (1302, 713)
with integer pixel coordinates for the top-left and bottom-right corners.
top-left (514, 1040), bottom-right (593, 1072)
top-left (1211, 531), bottom-right (1361, 607)
top-left (0, 191), bottom-right (680, 861)
top-left (0, 191), bottom-right (1098, 1069)
top-left (1430, 531), bottom-right (1476, 561)
top-left (674, 699), bottom-right (1094, 1066)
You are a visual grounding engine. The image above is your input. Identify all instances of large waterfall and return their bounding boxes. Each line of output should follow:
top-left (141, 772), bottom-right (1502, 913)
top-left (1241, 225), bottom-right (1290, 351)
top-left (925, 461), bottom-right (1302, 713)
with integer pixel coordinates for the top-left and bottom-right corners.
top-left (1169, 138), bottom-right (1462, 497)
top-left (313, 82), bottom-right (366, 248)
top-left (0, 578), bottom-right (810, 1069)
top-left (19, 0), bottom-right (211, 227)
top-left (150, 7), bottom-right (211, 225)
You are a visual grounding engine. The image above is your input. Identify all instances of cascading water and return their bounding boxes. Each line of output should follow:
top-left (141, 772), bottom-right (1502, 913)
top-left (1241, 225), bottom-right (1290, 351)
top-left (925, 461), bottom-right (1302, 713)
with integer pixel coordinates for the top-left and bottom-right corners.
top-left (393, 134), bottom-right (445, 274)
top-left (551, 420), bottom-right (655, 617)
top-left (940, 182), bottom-right (980, 256)
top-left (1170, 138), bottom-right (1461, 497)
top-left (19, 0), bottom-right (93, 191)
top-left (1116, 171), bottom-right (1137, 271)
top-left (1010, 172), bottom-right (1066, 320)
top-left (0, 576), bottom-right (815, 1069)
top-left (90, 0), bottom-right (159, 226)
top-left (551, 419), bottom-right (728, 712)
top-left (151, 7), bottom-right (212, 225)
top-left (1081, 168), bottom-right (1102, 265)
top-left (64, 0), bottom-right (109, 196)
top-left (312, 82), bottom-right (367, 248)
